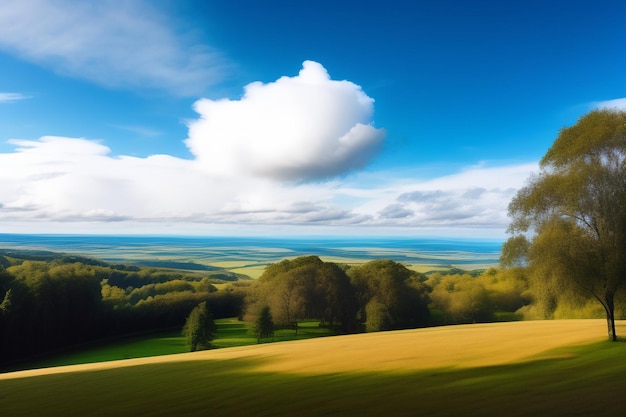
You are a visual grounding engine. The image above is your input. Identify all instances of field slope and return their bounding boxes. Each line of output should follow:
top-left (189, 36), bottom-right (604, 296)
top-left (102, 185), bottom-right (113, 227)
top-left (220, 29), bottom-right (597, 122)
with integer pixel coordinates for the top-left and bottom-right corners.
top-left (1, 320), bottom-right (625, 416)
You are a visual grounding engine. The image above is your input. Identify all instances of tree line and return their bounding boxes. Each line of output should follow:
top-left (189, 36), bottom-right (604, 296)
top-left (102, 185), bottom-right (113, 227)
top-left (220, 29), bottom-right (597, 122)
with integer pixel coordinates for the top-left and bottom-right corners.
top-left (6, 202), bottom-right (624, 365)
top-left (243, 256), bottom-right (536, 339)
top-left (244, 256), bottom-right (431, 334)
top-left (0, 256), bottom-right (245, 366)
top-left (1, 250), bottom-right (537, 364)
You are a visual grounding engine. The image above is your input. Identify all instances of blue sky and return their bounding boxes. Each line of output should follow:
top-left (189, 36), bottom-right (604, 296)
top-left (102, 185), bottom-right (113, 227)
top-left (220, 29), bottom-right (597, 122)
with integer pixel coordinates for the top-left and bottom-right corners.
top-left (0, 0), bottom-right (625, 238)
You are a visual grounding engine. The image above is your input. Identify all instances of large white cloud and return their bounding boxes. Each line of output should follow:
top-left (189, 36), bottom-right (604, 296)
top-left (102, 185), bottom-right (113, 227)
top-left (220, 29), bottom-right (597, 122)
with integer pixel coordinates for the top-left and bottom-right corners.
top-left (0, 0), bottom-right (225, 95)
top-left (0, 134), bottom-right (536, 237)
top-left (185, 61), bottom-right (385, 181)
top-left (0, 136), bottom-right (351, 225)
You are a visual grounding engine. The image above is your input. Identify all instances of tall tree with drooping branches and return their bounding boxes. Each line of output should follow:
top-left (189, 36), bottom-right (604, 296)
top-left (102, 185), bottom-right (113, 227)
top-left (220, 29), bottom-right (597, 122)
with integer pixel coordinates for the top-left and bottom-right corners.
top-left (503, 109), bottom-right (626, 341)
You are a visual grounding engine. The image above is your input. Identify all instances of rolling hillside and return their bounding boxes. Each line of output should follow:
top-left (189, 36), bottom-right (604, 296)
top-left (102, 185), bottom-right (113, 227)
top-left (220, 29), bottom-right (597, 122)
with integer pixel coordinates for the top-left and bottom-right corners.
top-left (1, 320), bottom-right (625, 416)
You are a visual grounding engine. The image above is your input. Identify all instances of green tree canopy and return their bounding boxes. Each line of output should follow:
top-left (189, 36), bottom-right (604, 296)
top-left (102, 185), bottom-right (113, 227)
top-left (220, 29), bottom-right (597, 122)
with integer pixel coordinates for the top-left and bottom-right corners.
top-left (246, 256), bottom-right (358, 333)
top-left (252, 305), bottom-right (274, 343)
top-left (348, 260), bottom-right (430, 331)
top-left (503, 109), bottom-right (626, 341)
top-left (182, 301), bottom-right (216, 351)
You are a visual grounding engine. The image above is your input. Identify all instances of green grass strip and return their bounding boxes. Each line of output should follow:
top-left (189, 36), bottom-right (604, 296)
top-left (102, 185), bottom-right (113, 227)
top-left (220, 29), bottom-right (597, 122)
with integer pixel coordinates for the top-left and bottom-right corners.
top-left (13, 319), bottom-right (333, 370)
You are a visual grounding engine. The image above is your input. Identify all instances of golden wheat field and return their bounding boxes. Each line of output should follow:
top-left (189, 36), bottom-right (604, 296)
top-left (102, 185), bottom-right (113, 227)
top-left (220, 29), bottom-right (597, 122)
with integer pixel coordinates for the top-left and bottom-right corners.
top-left (1, 319), bottom-right (619, 381)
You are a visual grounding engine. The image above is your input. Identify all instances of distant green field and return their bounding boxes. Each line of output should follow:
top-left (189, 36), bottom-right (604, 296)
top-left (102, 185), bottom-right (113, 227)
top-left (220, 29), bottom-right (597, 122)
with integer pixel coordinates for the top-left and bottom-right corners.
top-left (0, 235), bottom-right (503, 279)
top-left (212, 318), bottom-right (333, 349)
top-left (1, 320), bottom-right (624, 416)
top-left (14, 319), bottom-right (333, 370)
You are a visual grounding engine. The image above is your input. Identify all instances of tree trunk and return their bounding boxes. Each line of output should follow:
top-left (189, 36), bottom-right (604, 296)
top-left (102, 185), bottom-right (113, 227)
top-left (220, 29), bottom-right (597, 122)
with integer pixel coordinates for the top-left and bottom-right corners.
top-left (606, 315), bottom-right (617, 342)
top-left (605, 295), bottom-right (617, 342)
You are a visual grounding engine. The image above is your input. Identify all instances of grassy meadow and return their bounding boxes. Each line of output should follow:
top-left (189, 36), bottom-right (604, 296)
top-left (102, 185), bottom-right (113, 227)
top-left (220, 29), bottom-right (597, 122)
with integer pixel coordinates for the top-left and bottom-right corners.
top-left (1, 320), bottom-right (624, 416)
top-left (12, 319), bottom-right (333, 371)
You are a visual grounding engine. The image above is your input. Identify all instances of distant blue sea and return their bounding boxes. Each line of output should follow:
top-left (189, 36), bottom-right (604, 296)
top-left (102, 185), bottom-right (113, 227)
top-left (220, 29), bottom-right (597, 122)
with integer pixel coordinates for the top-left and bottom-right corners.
top-left (0, 234), bottom-right (503, 269)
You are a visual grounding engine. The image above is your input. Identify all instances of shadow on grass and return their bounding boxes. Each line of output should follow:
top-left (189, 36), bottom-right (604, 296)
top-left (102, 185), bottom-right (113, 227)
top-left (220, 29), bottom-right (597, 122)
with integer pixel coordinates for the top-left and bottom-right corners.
top-left (1, 341), bottom-right (625, 417)
top-left (6, 319), bottom-right (335, 371)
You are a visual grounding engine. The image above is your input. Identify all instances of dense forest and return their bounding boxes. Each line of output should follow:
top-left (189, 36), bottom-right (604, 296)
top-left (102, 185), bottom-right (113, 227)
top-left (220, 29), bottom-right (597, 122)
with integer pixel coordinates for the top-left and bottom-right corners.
top-left (2, 247), bottom-right (625, 368)
top-left (0, 251), bottom-right (246, 366)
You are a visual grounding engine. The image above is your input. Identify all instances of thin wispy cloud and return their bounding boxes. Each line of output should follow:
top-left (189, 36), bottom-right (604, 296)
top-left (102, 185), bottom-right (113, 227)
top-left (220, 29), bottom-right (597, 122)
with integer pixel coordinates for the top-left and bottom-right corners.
top-left (594, 97), bottom-right (626, 110)
top-left (349, 163), bottom-right (536, 229)
top-left (113, 125), bottom-right (164, 138)
top-left (0, 92), bottom-right (30, 102)
top-left (0, 0), bottom-right (228, 96)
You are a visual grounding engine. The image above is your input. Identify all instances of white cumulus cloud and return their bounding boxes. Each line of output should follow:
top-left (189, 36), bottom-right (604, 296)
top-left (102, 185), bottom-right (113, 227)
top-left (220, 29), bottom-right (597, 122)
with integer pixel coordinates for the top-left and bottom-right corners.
top-left (0, 136), bottom-right (376, 234)
top-left (0, 0), bottom-right (226, 95)
top-left (185, 61), bottom-right (385, 181)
